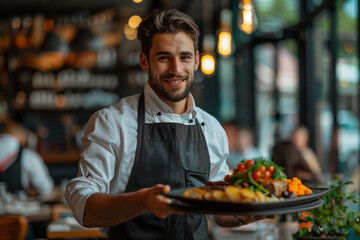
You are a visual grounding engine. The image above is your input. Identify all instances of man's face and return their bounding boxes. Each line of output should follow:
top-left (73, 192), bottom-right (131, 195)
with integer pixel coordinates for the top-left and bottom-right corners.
top-left (140, 32), bottom-right (199, 103)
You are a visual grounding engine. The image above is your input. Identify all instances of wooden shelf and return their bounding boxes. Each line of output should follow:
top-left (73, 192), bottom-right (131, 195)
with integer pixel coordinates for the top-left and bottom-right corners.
top-left (41, 151), bottom-right (81, 164)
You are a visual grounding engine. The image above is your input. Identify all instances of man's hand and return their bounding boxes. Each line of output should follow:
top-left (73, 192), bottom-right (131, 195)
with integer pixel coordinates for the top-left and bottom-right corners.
top-left (82, 184), bottom-right (182, 228)
top-left (144, 184), bottom-right (183, 219)
top-left (214, 215), bottom-right (274, 228)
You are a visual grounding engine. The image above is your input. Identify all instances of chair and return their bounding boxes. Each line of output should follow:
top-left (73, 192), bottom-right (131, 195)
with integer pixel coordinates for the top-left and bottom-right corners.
top-left (0, 215), bottom-right (28, 240)
top-left (47, 204), bottom-right (105, 239)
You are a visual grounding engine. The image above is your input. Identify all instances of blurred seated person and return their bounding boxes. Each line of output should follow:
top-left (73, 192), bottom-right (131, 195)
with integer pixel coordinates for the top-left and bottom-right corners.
top-left (0, 121), bottom-right (54, 199)
top-left (291, 126), bottom-right (325, 184)
top-left (272, 140), bottom-right (325, 185)
top-left (227, 126), bottom-right (261, 170)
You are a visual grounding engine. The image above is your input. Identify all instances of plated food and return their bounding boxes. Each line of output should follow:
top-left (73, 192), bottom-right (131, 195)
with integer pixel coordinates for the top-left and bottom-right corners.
top-left (183, 159), bottom-right (312, 203)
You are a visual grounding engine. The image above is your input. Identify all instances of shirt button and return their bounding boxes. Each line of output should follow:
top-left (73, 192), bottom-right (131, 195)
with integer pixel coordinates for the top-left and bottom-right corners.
top-left (157, 112), bottom-right (162, 116)
top-left (189, 119), bottom-right (193, 123)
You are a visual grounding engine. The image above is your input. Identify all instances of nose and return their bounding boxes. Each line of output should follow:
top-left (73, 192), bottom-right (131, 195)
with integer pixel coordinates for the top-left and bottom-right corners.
top-left (169, 58), bottom-right (181, 75)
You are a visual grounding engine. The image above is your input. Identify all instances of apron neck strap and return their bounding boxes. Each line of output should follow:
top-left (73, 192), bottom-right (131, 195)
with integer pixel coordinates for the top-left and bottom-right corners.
top-left (137, 92), bottom-right (145, 125)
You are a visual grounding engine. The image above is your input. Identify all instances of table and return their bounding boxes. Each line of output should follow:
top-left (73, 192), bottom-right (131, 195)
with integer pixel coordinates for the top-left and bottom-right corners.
top-left (2, 200), bottom-right (51, 222)
top-left (1, 200), bottom-right (52, 239)
top-left (47, 217), bottom-right (105, 239)
top-left (210, 217), bottom-right (299, 240)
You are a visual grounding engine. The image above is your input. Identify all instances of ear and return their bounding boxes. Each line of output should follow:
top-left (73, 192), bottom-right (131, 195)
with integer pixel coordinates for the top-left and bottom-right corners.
top-left (139, 52), bottom-right (149, 71)
top-left (194, 51), bottom-right (200, 71)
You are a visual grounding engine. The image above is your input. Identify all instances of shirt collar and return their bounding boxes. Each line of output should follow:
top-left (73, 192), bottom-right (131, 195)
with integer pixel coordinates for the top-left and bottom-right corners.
top-left (144, 81), bottom-right (197, 118)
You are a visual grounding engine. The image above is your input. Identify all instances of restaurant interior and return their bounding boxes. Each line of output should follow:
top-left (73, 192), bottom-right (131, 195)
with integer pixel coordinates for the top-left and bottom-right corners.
top-left (0, 0), bottom-right (359, 239)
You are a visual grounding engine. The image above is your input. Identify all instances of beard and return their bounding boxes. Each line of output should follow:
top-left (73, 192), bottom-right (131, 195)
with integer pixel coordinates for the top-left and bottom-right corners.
top-left (149, 68), bottom-right (193, 102)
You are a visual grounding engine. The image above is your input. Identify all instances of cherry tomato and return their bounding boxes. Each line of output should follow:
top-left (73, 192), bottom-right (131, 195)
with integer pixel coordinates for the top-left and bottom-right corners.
top-left (252, 170), bottom-right (262, 179)
top-left (259, 165), bottom-right (266, 173)
top-left (237, 164), bottom-right (247, 173)
top-left (268, 165), bottom-right (275, 173)
top-left (245, 159), bottom-right (254, 168)
top-left (233, 170), bottom-right (238, 174)
top-left (264, 170), bottom-right (272, 179)
top-left (224, 174), bottom-right (231, 180)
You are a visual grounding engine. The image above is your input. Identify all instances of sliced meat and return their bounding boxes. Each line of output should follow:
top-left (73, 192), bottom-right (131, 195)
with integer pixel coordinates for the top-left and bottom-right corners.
top-left (261, 179), bottom-right (288, 197)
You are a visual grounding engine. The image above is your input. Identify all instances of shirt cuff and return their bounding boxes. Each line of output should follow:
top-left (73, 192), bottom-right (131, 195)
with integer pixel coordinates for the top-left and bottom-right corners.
top-left (65, 180), bottom-right (98, 226)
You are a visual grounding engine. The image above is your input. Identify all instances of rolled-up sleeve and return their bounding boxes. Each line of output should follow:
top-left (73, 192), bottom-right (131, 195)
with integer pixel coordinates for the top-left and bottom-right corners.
top-left (65, 109), bottom-right (120, 225)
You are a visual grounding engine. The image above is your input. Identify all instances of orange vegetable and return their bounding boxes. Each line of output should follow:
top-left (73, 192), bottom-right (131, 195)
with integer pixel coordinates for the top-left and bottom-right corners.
top-left (298, 211), bottom-right (312, 229)
top-left (285, 177), bottom-right (312, 197)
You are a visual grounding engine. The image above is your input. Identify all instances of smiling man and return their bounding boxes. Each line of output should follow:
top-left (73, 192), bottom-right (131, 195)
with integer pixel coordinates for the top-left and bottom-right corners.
top-left (143, 32), bottom-right (197, 108)
top-left (65, 9), bottom-right (265, 240)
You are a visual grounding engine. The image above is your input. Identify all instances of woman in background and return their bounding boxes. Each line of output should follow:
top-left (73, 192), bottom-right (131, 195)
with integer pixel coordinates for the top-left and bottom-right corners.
top-left (272, 140), bottom-right (325, 185)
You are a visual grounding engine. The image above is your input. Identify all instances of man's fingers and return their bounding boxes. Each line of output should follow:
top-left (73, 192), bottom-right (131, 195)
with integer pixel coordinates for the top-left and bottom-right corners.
top-left (162, 185), bottom-right (171, 193)
top-left (157, 194), bottom-right (172, 204)
top-left (153, 184), bottom-right (171, 194)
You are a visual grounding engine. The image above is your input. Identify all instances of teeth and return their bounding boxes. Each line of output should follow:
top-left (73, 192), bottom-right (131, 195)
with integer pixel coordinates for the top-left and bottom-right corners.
top-left (167, 80), bottom-right (183, 83)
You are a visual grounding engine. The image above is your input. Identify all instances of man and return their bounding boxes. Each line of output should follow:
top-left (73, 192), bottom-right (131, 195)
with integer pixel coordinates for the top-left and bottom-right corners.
top-left (65, 9), bottom-right (266, 239)
top-left (0, 121), bottom-right (54, 199)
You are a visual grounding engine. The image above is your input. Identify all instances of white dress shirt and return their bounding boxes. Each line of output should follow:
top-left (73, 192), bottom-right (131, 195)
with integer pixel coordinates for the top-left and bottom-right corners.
top-left (65, 81), bottom-right (230, 229)
top-left (0, 134), bottom-right (54, 198)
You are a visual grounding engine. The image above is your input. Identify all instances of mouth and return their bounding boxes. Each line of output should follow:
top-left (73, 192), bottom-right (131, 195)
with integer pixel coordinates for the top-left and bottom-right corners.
top-left (164, 78), bottom-right (184, 84)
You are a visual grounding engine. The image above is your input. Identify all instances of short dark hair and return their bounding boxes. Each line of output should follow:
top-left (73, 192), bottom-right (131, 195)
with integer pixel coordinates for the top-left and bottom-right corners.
top-left (137, 9), bottom-right (199, 58)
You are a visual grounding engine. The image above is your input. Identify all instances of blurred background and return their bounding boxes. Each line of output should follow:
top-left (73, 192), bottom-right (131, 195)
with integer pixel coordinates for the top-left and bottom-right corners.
top-left (0, 0), bottom-right (359, 190)
top-left (0, 0), bottom-right (358, 205)
top-left (0, 0), bottom-right (359, 239)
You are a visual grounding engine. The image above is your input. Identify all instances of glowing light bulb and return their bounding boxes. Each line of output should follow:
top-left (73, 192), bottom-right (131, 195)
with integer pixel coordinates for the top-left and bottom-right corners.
top-left (124, 24), bottom-right (137, 40)
top-left (217, 31), bottom-right (232, 57)
top-left (128, 15), bottom-right (142, 29)
top-left (201, 54), bottom-right (215, 76)
top-left (238, 0), bottom-right (258, 34)
top-left (217, 9), bottom-right (233, 57)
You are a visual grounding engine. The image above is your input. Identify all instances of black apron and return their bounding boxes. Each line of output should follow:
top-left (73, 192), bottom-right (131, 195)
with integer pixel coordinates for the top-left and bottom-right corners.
top-left (108, 93), bottom-right (211, 240)
top-left (0, 146), bottom-right (24, 193)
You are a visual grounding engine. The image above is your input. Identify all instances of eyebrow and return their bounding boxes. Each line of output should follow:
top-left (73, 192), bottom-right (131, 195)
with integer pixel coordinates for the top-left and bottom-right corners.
top-left (155, 51), bottom-right (194, 56)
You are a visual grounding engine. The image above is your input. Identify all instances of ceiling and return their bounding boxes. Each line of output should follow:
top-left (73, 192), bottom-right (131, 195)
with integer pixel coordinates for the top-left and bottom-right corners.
top-left (0, 0), bottom-right (206, 25)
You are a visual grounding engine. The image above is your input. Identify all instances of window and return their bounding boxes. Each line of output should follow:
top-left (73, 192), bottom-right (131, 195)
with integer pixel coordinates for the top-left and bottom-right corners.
top-left (336, 0), bottom-right (359, 178)
top-left (255, 43), bottom-right (276, 156)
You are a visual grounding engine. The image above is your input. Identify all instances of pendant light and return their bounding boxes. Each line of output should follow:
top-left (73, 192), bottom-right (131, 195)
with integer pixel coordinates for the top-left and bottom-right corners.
top-left (238, 0), bottom-right (258, 34)
top-left (201, 34), bottom-right (216, 76)
top-left (217, 9), bottom-right (233, 58)
top-left (201, 0), bottom-right (216, 76)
